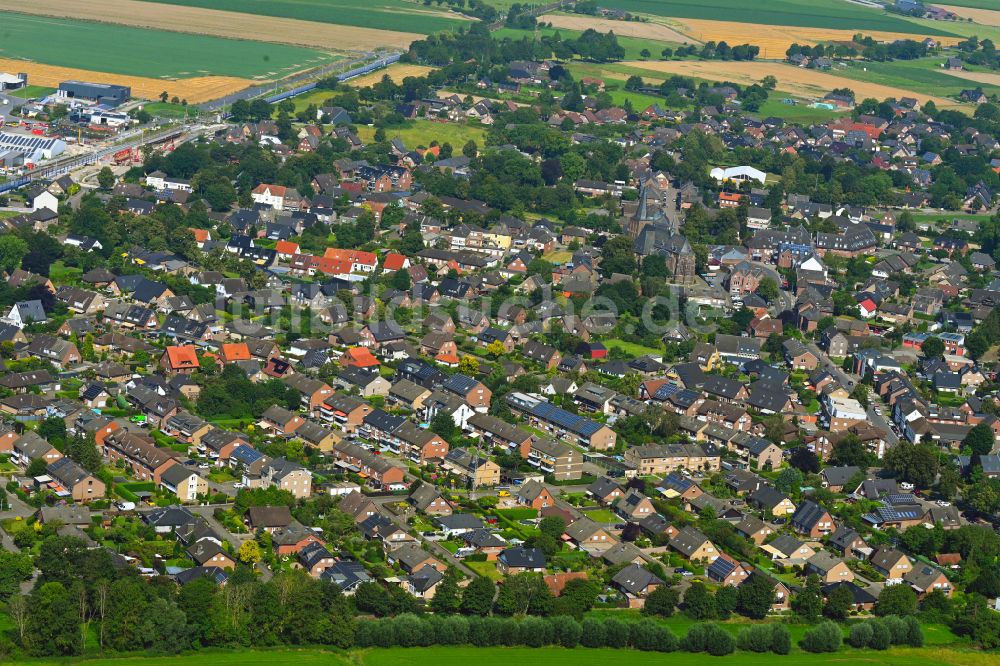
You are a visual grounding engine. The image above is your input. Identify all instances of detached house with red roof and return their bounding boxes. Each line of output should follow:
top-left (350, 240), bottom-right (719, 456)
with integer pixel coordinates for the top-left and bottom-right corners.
top-left (382, 252), bottom-right (410, 272)
top-left (160, 345), bottom-right (200, 375)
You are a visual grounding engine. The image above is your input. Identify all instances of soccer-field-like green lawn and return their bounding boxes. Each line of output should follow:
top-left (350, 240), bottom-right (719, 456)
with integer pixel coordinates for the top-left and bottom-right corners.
top-left (600, 0), bottom-right (957, 35)
top-left (0, 12), bottom-right (337, 79)
top-left (356, 120), bottom-right (488, 151)
top-left (139, 0), bottom-right (465, 34)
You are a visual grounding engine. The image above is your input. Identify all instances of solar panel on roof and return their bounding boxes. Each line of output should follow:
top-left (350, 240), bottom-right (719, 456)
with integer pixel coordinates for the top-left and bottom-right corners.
top-left (653, 383), bottom-right (679, 400)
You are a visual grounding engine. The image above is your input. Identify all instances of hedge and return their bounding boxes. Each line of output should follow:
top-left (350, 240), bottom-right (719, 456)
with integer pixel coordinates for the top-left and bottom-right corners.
top-left (354, 614), bottom-right (677, 652)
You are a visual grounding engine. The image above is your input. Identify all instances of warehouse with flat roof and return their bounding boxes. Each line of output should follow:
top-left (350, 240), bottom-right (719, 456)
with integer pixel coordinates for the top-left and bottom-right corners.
top-left (57, 80), bottom-right (130, 107)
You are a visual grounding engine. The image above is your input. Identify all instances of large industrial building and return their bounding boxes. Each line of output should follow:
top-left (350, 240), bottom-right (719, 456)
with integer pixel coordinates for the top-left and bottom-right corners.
top-left (57, 81), bottom-right (130, 107)
top-left (0, 131), bottom-right (67, 162)
top-left (0, 72), bottom-right (27, 91)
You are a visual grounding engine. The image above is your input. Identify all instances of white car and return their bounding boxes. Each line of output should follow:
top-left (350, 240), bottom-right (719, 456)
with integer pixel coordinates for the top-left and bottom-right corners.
top-left (900, 482), bottom-right (914, 491)
top-left (936, 500), bottom-right (951, 507)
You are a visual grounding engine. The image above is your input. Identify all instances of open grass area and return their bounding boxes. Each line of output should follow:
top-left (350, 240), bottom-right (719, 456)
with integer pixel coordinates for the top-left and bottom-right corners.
top-left (601, 0), bottom-right (957, 35)
top-left (356, 120), bottom-right (488, 151)
top-left (603, 338), bottom-right (663, 358)
top-left (13, 84), bottom-right (55, 99)
top-left (140, 101), bottom-right (200, 118)
top-left (753, 97), bottom-right (847, 123)
top-left (139, 0), bottom-right (464, 34)
top-left (0, 11), bottom-right (336, 79)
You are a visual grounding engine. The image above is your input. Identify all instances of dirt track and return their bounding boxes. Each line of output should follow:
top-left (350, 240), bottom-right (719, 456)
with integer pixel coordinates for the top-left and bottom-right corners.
top-left (539, 14), bottom-right (696, 44)
top-left (0, 0), bottom-right (422, 51)
top-left (0, 58), bottom-right (253, 103)
top-left (618, 60), bottom-right (965, 109)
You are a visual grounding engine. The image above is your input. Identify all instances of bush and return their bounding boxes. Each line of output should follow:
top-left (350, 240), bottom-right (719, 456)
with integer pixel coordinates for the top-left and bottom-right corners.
top-left (771, 624), bottom-right (791, 655)
top-left (882, 615), bottom-right (909, 645)
top-left (849, 622), bottom-right (873, 648)
top-left (550, 615), bottom-right (582, 648)
top-left (629, 618), bottom-right (678, 652)
top-left (682, 623), bottom-right (733, 655)
top-left (868, 620), bottom-right (892, 650)
top-left (904, 616), bottom-right (924, 647)
top-left (799, 620), bottom-right (843, 653)
top-left (580, 617), bottom-right (606, 648)
top-left (737, 625), bottom-right (773, 652)
top-left (603, 618), bottom-right (630, 648)
top-left (518, 616), bottom-right (552, 647)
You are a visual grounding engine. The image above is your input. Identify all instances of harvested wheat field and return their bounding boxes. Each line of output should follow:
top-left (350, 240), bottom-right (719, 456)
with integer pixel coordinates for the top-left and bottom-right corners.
top-left (0, 0), bottom-right (420, 51)
top-left (348, 64), bottom-right (436, 87)
top-left (0, 58), bottom-right (252, 103)
top-left (944, 68), bottom-right (1000, 87)
top-left (938, 5), bottom-right (1000, 27)
top-left (672, 18), bottom-right (963, 56)
top-left (540, 14), bottom-right (696, 44)
top-left (618, 60), bottom-right (964, 109)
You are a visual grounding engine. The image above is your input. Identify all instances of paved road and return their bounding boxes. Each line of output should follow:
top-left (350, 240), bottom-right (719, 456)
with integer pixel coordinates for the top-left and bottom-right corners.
top-left (371, 495), bottom-right (479, 579)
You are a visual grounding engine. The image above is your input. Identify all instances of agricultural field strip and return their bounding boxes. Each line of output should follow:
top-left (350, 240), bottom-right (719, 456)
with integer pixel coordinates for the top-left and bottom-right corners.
top-left (594, 60), bottom-right (967, 109)
top-left (0, 57), bottom-right (252, 104)
top-left (138, 0), bottom-right (467, 35)
top-left (938, 4), bottom-right (1000, 27)
top-left (600, 0), bottom-right (958, 35)
top-left (0, 0), bottom-right (422, 51)
top-left (539, 14), bottom-right (695, 44)
top-left (0, 11), bottom-right (333, 80)
top-left (671, 18), bottom-right (964, 55)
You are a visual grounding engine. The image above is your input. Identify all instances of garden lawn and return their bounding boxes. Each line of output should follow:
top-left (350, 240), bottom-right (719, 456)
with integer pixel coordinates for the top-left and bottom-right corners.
top-left (464, 560), bottom-right (501, 581)
top-left (356, 120), bottom-right (487, 152)
top-left (496, 508), bottom-right (538, 521)
top-left (603, 338), bottom-right (663, 357)
top-left (581, 508), bottom-right (618, 523)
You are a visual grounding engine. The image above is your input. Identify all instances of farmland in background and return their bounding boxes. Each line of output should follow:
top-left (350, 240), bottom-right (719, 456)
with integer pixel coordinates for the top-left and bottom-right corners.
top-left (138, 0), bottom-right (467, 35)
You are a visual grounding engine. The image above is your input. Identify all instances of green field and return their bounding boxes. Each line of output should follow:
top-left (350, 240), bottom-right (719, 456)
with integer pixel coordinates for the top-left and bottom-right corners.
top-left (0, 12), bottom-right (336, 79)
top-left (602, 0), bottom-right (957, 35)
top-left (357, 120), bottom-right (488, 151)
top-left (139, 0), bottom-right (465, 34)
top-left (829, 57), bottom-right (1000, 99)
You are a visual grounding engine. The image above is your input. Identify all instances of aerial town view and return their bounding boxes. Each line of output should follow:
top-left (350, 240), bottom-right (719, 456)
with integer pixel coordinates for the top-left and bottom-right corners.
top-left (1, 0), bottom-right (1000, 664)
